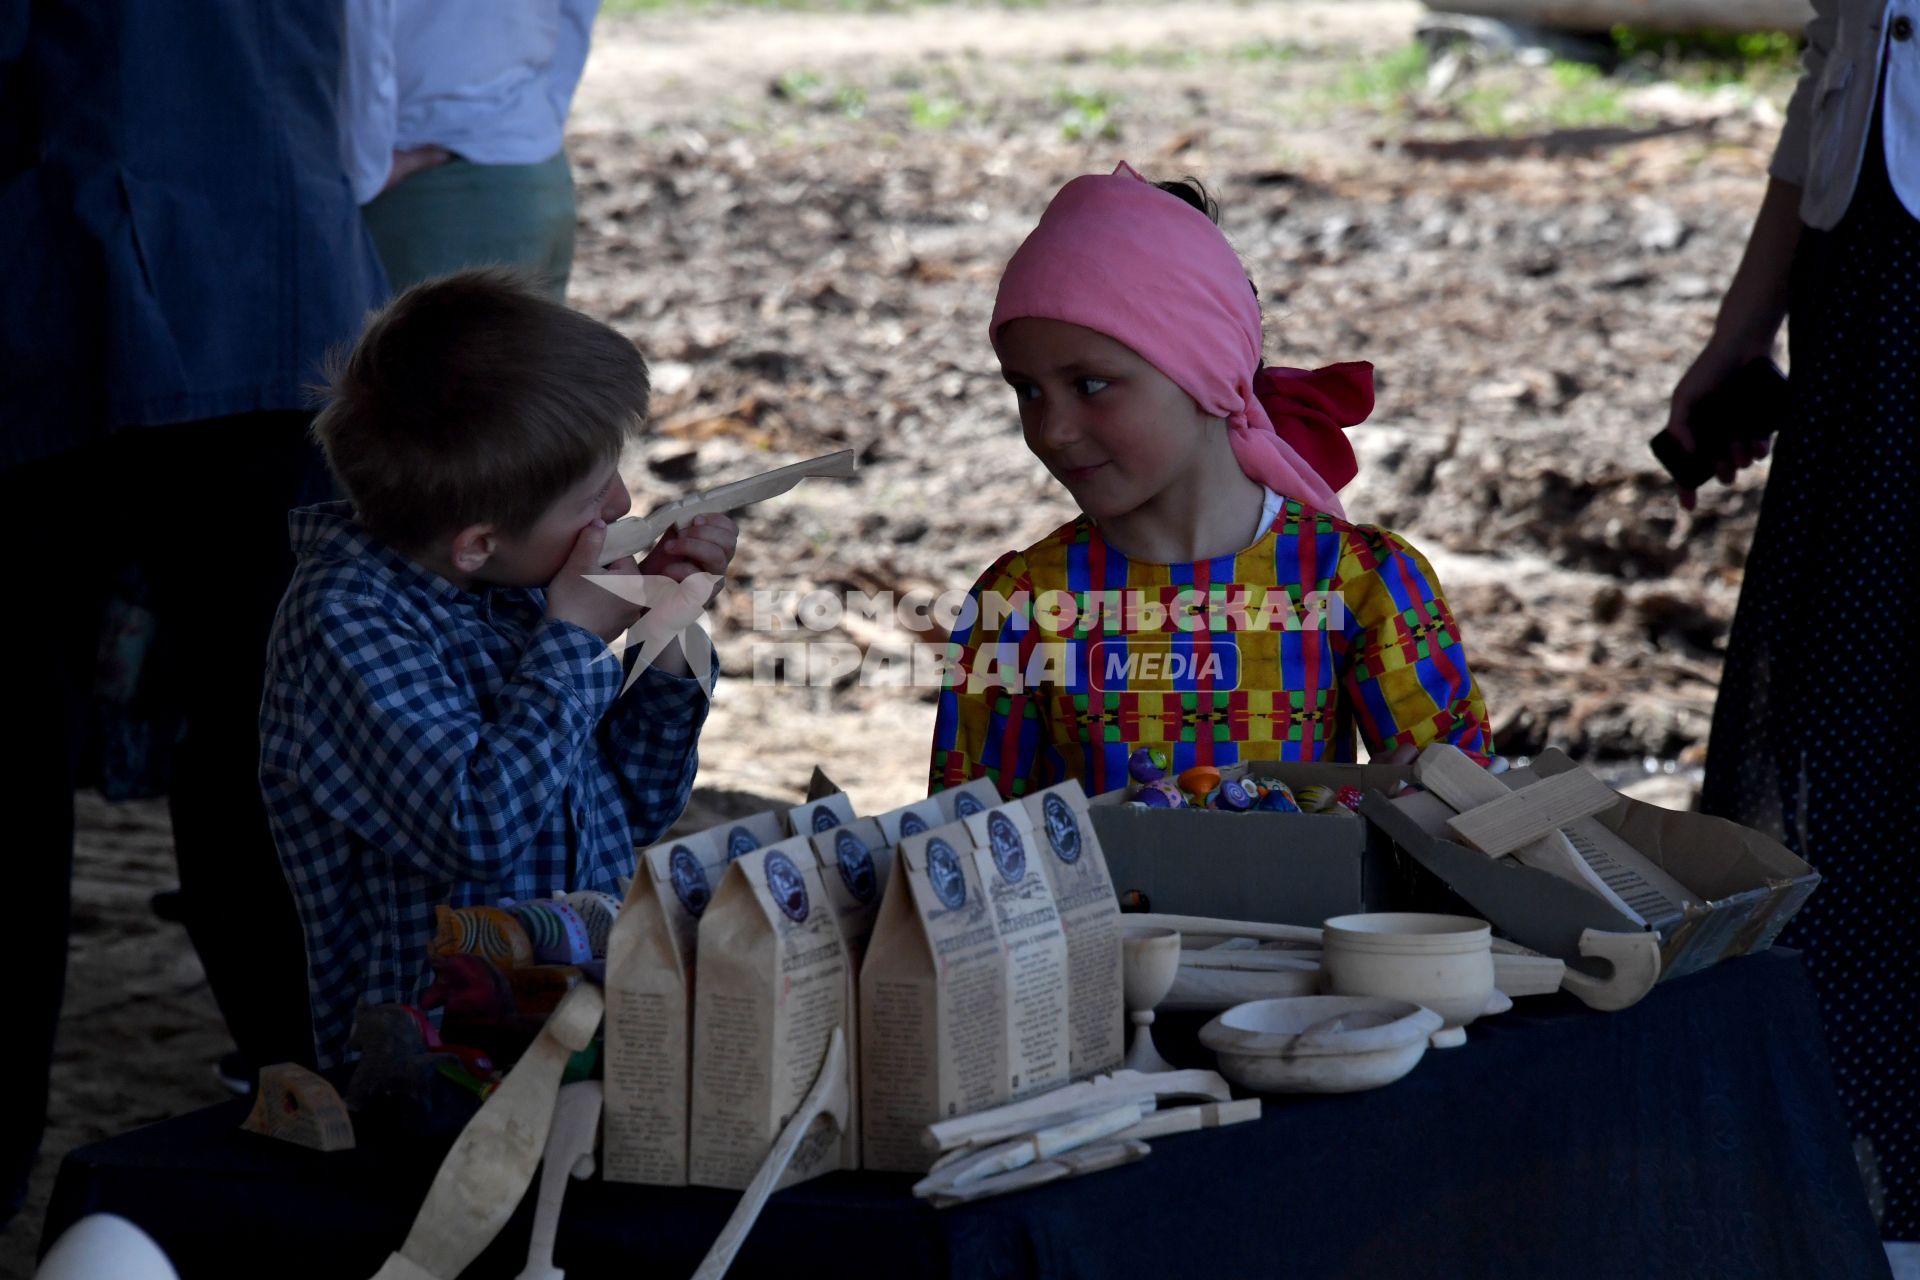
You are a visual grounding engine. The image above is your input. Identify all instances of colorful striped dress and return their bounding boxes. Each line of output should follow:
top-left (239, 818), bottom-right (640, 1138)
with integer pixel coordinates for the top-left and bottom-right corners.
top-left (929, 497), bottom-right (1492, 799)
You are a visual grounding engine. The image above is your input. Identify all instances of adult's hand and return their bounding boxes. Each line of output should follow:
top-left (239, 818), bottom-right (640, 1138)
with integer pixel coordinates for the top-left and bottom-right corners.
top-left (1663, 177), bottom-right (1803, 511)
top-left (1665, 341), bottom-right (1775, 512)
top-left (380, 145), bottom-right (452, 195)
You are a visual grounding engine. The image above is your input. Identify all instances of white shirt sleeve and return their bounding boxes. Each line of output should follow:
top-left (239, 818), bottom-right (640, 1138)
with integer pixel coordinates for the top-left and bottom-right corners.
top-left (340, 0), bottom-right (400, 205)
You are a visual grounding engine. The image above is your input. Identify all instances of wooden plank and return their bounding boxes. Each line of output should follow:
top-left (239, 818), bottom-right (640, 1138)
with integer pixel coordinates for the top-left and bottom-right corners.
top-left (1446, 768), bottom-right (1619, 857)
top-left (1415, 745), bottom-right (1646, 926)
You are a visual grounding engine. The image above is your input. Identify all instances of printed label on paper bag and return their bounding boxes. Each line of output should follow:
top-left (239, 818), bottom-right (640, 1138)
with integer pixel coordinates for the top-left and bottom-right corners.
top-left (690, 839), bottom-right (853, 1190)
top-left (966, 804), bottom-right (1071, 1099)
top-left (1022, 782), bottom-right (1124, 1077)
top-left (859, 822), bottom-right (1009, 1171)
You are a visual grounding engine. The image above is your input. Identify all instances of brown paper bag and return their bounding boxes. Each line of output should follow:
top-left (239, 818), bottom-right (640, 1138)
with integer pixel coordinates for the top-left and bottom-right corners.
top-left (960, 802), bottom-right (1071, 1100)
top-left (1020, 782), bottom-right (1124, 1078)
top-left (689, 837), bottom-right (856, 1189)
top-left (807, 817), bottom-right (894, 968)
top-left (934, 778), bottom-right (1002, 824)
top-left (873, 797), bottom-right (946, 845)
top-left (601, 827), bottom-right (726, 1186)
top-left (714, 810), bottom-right (789, 864)
top-left (859, 822), bottom-right (1010, 1172)
top-left (784, 790), bottom-right (857, 838)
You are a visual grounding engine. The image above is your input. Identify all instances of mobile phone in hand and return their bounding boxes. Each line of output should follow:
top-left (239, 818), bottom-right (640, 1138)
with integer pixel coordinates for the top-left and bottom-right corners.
top-left (1649, 358), bottom-right (1790, 490)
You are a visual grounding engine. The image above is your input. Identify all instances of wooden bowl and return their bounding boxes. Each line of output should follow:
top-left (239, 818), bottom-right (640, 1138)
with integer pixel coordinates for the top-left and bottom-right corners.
top-left (1321, 913), bottom-right (1495, 1045)
top-left (1199, 996), bottom-right (1443, 1093)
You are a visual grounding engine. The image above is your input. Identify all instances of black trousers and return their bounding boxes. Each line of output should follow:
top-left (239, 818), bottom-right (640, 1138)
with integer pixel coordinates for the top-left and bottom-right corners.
top-left (2, 413), bottom-right (322, 1216)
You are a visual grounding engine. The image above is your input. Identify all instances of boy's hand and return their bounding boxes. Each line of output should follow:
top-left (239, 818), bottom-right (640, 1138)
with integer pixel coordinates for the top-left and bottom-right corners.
top-left (638, 513), bottom-right (738, 606)
top-left (545, 520), bottom-right (646, 643)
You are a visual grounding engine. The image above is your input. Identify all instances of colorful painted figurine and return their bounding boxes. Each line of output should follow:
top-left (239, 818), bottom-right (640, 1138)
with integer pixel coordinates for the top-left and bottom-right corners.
top-left (1137, 779), bottom-right (1185, 808)
top-left (1244, 778), bottom-right (1301, 812)
top-left (430, 904), bottom-right (535, 969)
top-left (561, 889), bottom-right (621, 958)
top-left (506, 899), bottom-right (593, 967)
top-left (1176, 765), bottom-right (1221, 802)
top-left (506, 964), bottom-right (585, 1017)
top-left (1128, 747), bottom-right (1169, 785)
top-left (1294, 784), bottom-right (1339, 814)
top-left (1208, 779), bottom-right (1254, 812)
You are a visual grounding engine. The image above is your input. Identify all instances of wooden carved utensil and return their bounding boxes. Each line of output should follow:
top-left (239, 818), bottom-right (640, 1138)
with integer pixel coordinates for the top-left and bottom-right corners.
top-left (691, 1026), bottom-right (851, 1280)
top-left (515, 1081), bottom-right (604, 1280)
top-left (370, 984), bottom-right (604, 1280)
top-left (601, 450), bottom-right (857, 563)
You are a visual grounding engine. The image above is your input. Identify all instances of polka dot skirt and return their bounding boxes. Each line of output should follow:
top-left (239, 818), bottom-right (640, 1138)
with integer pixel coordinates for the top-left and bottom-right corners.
top-left (1703, 104), bottom-right (1920, 1242)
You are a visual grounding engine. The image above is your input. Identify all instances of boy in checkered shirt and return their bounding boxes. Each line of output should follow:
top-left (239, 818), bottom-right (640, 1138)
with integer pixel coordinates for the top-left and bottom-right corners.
top-left (261, 269), bottom-right (736, 1067)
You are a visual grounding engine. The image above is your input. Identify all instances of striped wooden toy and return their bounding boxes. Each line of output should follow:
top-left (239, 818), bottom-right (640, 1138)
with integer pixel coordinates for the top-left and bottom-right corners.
top-left (430, 904), bottom-right (534, 969)
top-left (508, 900), bottom-right (594, 966)
top-left (560, 890), bottom-right (621, 959)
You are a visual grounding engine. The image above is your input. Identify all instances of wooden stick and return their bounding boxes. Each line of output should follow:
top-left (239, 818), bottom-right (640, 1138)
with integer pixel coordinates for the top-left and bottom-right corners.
top-left (690, 1027), bottom-right (851, 1280)
top-left (922, 1068), bottom-right (1231, 1154)
top-left (923, 1140), bottom-right (1151, 1209)
top-left (601, 450), bottom-right (857, 562)
top-left (912, 1102), bottom-right (1147, 1199)
top-left (371, 985), bottom-right (603, 1280)
top-left (515, 1082), bottom-right (604, 1280)
top-left (1445, 769), bottom-right (1620, 857)
top-left (1126, 913), bottom-right (1323, 949)
top-left (1110, 1098), bottom-right (1262, 1144)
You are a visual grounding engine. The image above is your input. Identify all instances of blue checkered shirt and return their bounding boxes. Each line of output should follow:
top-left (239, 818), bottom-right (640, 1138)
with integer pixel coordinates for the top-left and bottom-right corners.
top-left (261, 502), bottom-right (710, 1067)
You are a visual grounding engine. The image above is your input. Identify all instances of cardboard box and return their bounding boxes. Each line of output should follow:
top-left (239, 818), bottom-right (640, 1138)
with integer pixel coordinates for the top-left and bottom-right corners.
top-left (1090, 760), bottom-right (1410, 927)
top-left (1359, 748), bottom-right (1819, 981)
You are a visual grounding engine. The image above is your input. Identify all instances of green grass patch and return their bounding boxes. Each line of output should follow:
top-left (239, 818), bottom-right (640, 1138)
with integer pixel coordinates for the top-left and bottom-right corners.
top-left (1052, 85), bottom-right (1122, 142)
top-left (907, 92), bottom-right (967, 129)
top-left (1327, 41), bottom-right (1430, 111)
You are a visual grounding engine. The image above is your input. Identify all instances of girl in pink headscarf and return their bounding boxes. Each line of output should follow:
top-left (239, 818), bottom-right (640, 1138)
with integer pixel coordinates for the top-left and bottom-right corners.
top-left (929, 164), bottom-right (1492, 801)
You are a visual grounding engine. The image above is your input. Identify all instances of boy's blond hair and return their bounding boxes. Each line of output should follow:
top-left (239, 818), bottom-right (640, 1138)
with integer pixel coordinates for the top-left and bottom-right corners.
top-left (314, 268), bottom-right (649, 550)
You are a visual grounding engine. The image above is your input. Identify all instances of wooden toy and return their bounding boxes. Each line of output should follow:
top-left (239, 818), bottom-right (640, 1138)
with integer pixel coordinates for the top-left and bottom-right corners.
top-left (241, 1063), bottom-right (355, 1152)
top-left (600, 449), bottom-right (857, 562)
top-left (369, 985), bottom-right (604, 1280)
top-left (430, 904), bottom-right (534, 969)
top-left (507, 900), bottom-right (594, 967)
top-left (559, 890), bottom-right (621, 958)
top-left (514, 1082), bottom-right (603, 1280)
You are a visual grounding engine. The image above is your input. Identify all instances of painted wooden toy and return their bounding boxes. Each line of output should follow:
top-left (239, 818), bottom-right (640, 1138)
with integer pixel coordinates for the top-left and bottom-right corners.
top-left (506, 899), bottom-right (594, 967)
top-left (430, 904), bottom-right (534, 969)
top-left (1175, 765), bottom-right (1221, 801)
top-left (507, 965), bottom-right (585, 1017)
top-left (559, 890), bottom-right (621, 958)
top-left (345, 1004), bottom-right (488, 1139)
top-left (1127, 747), bottom-right (1168, 785)
top-left (242, 1063), bottom-right (355, 1152)
top-left (1136, 780), bottom-right (1184, 808)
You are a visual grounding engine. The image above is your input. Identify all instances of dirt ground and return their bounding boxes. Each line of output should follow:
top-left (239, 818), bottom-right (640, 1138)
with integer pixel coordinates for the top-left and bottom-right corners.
top-left (8, 2), bottom-right (1783, 1271)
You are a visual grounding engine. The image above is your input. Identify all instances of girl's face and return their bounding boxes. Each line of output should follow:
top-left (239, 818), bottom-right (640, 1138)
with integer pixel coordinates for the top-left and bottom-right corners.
top-left (997, 318), bottom-right (1219, 522)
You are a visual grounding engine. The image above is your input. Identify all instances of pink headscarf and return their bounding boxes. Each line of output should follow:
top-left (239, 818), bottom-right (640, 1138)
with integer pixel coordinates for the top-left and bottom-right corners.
top-left (990, 161), bottom-right (1372, 518)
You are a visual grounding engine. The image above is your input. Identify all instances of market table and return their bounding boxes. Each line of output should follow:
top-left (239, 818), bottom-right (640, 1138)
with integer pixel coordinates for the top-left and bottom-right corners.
top-left (44, 950), bottom-right (1890, 1280)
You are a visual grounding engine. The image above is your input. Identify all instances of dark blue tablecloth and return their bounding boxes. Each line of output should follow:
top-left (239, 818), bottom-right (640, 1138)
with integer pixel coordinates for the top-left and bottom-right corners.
top-left (43, 950), bottom-right (1890, 1279)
